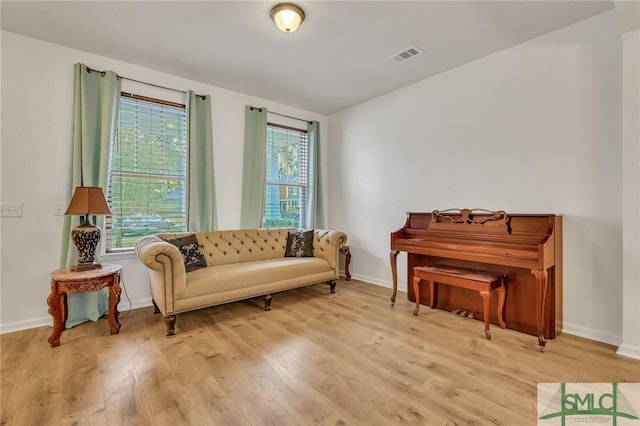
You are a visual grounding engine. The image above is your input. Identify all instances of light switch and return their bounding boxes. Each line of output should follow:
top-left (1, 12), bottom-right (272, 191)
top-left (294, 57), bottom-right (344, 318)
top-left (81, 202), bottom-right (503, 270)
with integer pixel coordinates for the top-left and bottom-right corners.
top-left (0, 203), bottom-right (23, 217)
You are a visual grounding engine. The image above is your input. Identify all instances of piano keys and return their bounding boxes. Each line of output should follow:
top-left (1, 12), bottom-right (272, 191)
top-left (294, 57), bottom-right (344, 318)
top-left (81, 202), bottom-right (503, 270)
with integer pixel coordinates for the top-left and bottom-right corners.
top-left (390, 208), bottom-right (562, 351)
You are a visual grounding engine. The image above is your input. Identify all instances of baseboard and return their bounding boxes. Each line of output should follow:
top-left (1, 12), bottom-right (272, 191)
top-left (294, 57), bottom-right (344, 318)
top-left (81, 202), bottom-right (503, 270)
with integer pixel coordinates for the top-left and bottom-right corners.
top-left (0, 316), bottom-right (52, 334)
top-left (349, 272), bottom-right (401, 291)
top-left (555, 321), bottom-right (622, 346)
top-left (116, 297), bottom-right (154, 316)
top-left (0, 298), bottom-right (154, 335)
top-left (616, 343), bottom-right (640, 360)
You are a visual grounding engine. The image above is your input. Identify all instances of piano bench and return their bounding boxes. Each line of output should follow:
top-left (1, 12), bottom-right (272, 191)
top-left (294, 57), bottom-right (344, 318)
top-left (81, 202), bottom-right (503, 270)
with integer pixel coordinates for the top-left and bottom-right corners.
top-left (412, 265), bottom-right (506, 340)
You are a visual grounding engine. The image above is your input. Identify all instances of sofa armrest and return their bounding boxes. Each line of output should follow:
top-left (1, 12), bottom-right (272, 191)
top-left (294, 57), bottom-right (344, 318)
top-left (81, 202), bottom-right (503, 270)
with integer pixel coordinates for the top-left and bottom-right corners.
top-left (313, 229), bottom-right (348, 273)
top-left (135, 236), bottom-right (187, 313)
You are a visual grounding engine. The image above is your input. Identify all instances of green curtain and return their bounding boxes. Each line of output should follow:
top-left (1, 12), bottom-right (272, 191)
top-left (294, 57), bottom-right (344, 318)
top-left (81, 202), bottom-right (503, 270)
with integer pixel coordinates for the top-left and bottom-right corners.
top-left (187, 91), bottom-right (217, 231)
top-left (240, 106), bottom-right (267, 228)
top-left (307, 121), bottom-right (325, 228)
top-left (60, 64), bottom-right (121, 267)
top-left (59, 63), bottom-right (121, 328)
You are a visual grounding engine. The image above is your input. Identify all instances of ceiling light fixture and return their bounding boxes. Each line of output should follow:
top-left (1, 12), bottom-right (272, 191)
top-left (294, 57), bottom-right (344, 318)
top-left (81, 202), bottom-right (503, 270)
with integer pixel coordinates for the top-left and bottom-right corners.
top-left (270, 3), bottom-right (305, 34)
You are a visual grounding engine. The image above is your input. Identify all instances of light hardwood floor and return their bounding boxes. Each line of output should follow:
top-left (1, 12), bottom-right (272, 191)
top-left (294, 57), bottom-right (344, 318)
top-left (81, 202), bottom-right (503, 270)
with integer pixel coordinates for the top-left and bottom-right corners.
top-left (2, 279), bottom-right (639, 425)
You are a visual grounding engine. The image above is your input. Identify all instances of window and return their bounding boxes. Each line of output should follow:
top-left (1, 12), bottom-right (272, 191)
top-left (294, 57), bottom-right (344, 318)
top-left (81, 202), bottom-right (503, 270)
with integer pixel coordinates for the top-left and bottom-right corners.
top-left (261, 123), bottom-right (308, 228)
top-left (106, 93), bottom-right (187, 251)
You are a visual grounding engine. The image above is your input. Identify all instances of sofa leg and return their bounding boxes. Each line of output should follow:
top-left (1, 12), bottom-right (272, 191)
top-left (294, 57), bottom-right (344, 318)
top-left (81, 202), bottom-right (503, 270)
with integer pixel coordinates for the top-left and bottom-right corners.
top-left (263, 294), bottom-right (272, 311)
top-left (164, 315), bottom-right (176, 336)
top-left (152, 300), bottom-right (161, 315)
top-left (328, 280), bottom-right (337, 293)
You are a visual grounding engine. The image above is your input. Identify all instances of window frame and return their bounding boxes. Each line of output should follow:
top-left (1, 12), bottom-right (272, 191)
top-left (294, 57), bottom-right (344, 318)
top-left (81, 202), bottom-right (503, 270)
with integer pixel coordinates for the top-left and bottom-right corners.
top-left (261, 122), bottom-right (309, 229)
top-left (105, 91), bottom-right (188, 252)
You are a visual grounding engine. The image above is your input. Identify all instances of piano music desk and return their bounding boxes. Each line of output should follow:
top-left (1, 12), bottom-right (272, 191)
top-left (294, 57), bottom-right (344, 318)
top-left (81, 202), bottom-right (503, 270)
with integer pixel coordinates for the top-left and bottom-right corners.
top-left (412, 265), bottom-right (506, 340)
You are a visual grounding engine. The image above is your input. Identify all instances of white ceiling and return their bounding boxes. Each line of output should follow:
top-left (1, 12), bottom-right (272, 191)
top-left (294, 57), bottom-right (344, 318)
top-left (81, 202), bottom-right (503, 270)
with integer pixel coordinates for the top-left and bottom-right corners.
top-left (1, 1), bottom-right (626, 115)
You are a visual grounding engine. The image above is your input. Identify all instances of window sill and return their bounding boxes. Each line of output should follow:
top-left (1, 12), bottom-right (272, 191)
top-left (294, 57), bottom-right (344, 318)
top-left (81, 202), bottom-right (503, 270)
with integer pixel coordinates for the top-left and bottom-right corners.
top-left (101, 250), bottom-right (137, 262)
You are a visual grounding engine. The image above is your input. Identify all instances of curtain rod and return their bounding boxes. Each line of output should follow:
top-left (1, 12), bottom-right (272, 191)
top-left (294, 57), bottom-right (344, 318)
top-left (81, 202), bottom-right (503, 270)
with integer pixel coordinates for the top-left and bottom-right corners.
top-left (269, 110), bottom-right (313, 124)
top-left (249, 106), bottom-right (313, 124)
top-left (85, 66), bottom-right (207, 99)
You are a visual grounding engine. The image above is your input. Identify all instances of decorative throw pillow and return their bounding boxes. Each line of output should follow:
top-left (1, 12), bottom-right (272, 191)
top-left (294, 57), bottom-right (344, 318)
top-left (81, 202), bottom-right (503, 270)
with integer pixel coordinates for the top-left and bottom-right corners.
top-left (285, 229), bottom-right (314, 257)
top-left (164, 234), bottom-right (207, 272)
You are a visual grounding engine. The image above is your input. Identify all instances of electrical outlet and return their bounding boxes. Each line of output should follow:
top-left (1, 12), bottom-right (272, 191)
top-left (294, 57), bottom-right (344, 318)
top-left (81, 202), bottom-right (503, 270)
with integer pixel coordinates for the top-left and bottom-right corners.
top-left (0, 203), bottom-right (23, 217)
top-left (54, 203), bottom-right (66, 216)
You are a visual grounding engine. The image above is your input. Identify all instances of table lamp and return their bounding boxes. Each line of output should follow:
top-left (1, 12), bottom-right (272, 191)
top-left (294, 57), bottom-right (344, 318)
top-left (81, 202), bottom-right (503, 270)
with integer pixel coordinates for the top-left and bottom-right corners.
top-left (65, 186), bottom-right (112, 271)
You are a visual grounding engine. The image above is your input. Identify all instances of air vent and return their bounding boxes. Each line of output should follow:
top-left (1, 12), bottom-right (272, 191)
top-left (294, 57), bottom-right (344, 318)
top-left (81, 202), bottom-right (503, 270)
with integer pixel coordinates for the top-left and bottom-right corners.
top-left (390, 46), bottom-right (422, 64)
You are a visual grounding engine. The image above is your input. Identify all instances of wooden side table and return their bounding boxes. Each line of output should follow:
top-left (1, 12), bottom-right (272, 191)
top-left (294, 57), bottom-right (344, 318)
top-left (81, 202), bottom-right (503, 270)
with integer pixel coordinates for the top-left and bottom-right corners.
top-left (339, 245), bottom-right (351, 281)
top-left (47, 263), bottom-right (122, 348)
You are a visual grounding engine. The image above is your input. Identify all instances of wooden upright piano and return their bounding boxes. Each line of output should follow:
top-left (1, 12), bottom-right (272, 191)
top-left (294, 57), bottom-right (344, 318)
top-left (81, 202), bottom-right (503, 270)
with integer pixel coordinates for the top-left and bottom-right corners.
top-left (390, 208), bottom-right (562, 351)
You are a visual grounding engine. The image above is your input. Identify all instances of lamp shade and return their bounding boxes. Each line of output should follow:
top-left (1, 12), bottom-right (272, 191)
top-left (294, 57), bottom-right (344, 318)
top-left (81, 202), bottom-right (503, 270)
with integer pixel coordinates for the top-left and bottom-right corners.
top-left (65, 186), bottom-right (112, 216)
top-left (270, 3), bottom-right (305, 33)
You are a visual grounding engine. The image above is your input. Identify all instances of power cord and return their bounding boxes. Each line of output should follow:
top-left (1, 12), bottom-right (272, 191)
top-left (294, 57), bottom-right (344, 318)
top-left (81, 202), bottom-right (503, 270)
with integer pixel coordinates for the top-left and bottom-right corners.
top-left (117, 272), bottom-right (133, 319)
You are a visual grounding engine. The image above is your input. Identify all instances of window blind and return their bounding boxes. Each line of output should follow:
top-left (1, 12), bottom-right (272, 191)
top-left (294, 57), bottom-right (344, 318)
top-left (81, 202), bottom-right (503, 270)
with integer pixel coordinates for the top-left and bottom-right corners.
top-left (106, 93), bottom-right (187, 251)
top-left (262, 123), bottom-right (308, 229)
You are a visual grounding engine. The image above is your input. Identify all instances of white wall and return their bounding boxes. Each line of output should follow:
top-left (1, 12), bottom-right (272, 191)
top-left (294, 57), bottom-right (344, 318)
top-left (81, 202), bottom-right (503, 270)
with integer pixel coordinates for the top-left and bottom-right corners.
top-left (328, 12), bottom-right (625, 345)
top-left (2, 13), bottom-right (636, 353)
top-left (0, 31), bottom-right (328, 332)
top-left (619, 29), bottom-right (640, 359)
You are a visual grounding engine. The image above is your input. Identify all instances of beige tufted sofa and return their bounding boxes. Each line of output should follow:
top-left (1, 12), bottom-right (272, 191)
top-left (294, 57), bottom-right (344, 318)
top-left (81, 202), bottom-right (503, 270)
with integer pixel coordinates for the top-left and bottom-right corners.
top-left (135, 228), bottom-right (347, 335)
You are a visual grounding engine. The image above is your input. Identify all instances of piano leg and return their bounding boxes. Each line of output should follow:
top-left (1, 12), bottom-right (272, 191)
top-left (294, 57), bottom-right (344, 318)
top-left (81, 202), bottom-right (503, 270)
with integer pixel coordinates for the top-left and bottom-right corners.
top-left (390, 250), bottom-right (399, 306)
top-left (497, 277), bottom-right (507, 329)
top-left (532, 269), bottom-right (549, 352)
